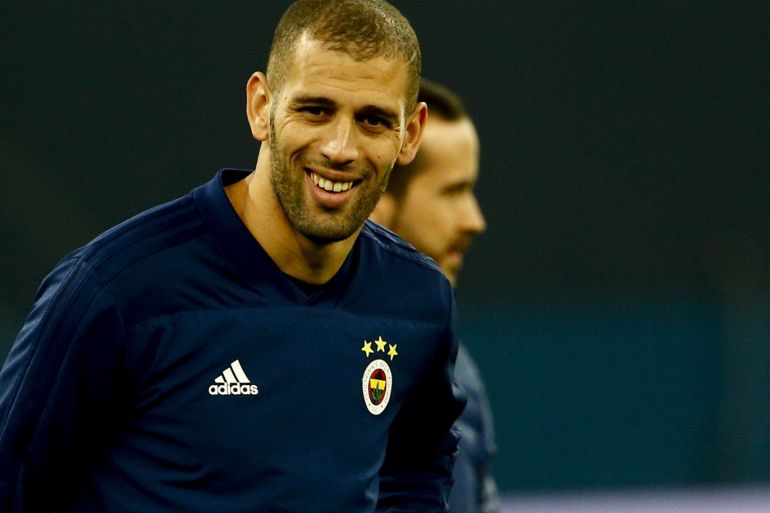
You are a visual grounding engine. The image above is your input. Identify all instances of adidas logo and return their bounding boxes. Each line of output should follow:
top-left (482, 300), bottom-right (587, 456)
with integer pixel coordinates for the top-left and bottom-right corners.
top-left (208, 360), bottom-right (259, 396)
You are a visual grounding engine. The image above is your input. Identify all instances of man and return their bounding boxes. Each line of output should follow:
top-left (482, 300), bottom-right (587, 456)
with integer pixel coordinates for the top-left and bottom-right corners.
top-left (0, 2), bottom-right (465, 512)
top-left (371, 79), bottom-right (500, 513)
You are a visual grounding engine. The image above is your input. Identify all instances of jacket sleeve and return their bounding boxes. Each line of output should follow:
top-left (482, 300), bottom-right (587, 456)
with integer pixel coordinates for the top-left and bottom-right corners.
top-left (471, 372), bottom-right (501, 513)
top-left (448, 346), bottom-right (501, 513)
top-left (376, 289), bottom-right (467, 513)
top-left (0, 255), bottom-right (127, 513)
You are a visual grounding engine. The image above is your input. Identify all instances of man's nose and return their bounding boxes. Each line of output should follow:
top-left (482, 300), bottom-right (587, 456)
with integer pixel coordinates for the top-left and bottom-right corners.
top-left (461, 195), bottom-right (486, 234)
top-left (319, 117), bottom-right (359, 166)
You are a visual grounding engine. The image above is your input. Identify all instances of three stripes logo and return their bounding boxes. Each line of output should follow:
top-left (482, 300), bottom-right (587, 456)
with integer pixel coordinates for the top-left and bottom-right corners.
top-left (208, 360), bottom-right (259, 396)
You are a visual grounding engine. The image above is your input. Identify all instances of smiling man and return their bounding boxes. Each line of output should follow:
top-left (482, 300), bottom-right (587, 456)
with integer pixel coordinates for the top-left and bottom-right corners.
top-left (0, 2), bottom-right (465, 512)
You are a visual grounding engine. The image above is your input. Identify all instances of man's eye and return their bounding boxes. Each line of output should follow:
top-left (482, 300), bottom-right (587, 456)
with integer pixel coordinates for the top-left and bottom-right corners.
top-left (443, 183), bottom-right (472, 197)
top-left (360, 115), bottom-right (389, 129)
top-left (300, 106), bottom-right (327, 117)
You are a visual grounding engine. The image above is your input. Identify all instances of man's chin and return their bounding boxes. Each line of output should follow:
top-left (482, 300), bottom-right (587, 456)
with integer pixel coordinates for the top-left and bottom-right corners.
top-left (302, 230), bottom-right (351, 245)
top-left (296, 217), bottom-right (362, 245)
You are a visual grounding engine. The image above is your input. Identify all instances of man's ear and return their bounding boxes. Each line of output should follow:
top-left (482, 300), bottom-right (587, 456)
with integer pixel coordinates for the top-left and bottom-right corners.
top-left (246, 72), bottom-right (271, 141)
top-left (396, 101), bottom-right (427, 166)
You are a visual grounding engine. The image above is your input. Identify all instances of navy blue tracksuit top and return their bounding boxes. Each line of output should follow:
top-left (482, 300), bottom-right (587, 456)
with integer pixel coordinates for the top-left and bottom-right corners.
top-left (0, 170), bottom-right (465, 513)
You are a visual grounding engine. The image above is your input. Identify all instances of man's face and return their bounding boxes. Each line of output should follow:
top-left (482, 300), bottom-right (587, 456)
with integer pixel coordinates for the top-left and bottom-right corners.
top-left (385, 117), bottom-right (486, 285)
top-left (267, 37), bottom-right (414, 243)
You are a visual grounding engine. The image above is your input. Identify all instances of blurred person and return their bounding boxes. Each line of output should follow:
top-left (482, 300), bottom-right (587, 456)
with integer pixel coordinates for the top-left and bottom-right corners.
top-left (0, 2), bottom-right (467, 512)
top-left (371, 78), bottom-right (499, 513)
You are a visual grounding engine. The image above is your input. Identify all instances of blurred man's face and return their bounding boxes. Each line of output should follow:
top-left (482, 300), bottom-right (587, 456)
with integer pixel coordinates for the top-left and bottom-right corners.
top-left (378, 117), bottom-right (485, 285)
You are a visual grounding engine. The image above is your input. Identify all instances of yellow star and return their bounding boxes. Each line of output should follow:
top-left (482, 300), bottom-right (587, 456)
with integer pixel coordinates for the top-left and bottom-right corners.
top-left (387, 344), bottom-right (398, 360)
top-left (361, 340), bottom-right (374, 357)
top-left (375, 336), bottom-right (387, 352)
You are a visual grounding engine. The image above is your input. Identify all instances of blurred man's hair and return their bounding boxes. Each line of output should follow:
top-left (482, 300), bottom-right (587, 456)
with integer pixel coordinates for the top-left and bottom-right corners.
top-left (267, 0), bottom-right (421, 108)
top-left (417, 78), bottom-right (468, 122)
top-left (386, 78), bottom-right (470, 198)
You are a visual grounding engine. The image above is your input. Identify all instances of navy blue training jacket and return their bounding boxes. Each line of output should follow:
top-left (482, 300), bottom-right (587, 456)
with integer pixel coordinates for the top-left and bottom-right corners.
top-left (0, 169), bottom-right (465, 513)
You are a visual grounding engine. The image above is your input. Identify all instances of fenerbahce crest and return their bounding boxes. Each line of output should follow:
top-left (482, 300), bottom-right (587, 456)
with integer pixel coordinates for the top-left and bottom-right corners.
top-left (360, 336), bottom-right (398, 415)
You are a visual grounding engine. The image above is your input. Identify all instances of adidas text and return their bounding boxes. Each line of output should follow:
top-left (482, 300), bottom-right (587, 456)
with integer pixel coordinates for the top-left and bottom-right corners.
top-left (208, 383), bottom-right (259, 396)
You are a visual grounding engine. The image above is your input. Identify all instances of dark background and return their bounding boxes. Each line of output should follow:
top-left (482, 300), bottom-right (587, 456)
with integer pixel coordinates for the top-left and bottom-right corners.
top-left (2, 0), bottom-right (769, 494)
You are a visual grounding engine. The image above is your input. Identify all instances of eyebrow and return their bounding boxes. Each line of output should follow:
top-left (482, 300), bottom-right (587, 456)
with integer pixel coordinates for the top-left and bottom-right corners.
top-left (290, 96), bottom-right (336, 108)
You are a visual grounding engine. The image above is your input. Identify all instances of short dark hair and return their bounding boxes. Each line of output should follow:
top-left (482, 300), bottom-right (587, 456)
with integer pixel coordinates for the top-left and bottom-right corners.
top-left (417, 78), bottom-right (468, 121)
top-left (386, 78), bottom-right (471, 197)
top-left (267, 0), bottom-right (421, 109)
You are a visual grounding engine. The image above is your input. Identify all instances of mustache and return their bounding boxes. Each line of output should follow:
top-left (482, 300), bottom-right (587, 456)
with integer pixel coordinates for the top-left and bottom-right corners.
top-left (302, 157), bottom-right (362, 173)
top-left (448, 236), bottom-right (474, 254)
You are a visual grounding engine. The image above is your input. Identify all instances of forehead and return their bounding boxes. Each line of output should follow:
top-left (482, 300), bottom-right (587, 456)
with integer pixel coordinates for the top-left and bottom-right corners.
top-left (278, 35), bottom-right (411, 115)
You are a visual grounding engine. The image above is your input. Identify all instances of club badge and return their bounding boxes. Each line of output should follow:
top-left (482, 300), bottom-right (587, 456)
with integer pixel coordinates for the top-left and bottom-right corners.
top-left (361, 336), bottom-right (398, 415)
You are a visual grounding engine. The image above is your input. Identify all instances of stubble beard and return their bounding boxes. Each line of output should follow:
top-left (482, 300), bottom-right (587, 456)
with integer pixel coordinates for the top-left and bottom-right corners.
top-left (268, 117), bottom-right (390, 244)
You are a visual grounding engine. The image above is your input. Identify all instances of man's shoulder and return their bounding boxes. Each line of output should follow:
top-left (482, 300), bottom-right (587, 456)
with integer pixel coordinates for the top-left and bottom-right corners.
top-left (354, 221), bottom-right (453, 325)
top-left (360, 220), bottom-right (444, 276)
top-left (75, 192), bottom-right (206, 283)
top-left (56, 187), bottom-right (221, 316)
top-left (22, 189), bottom-right (212, 335)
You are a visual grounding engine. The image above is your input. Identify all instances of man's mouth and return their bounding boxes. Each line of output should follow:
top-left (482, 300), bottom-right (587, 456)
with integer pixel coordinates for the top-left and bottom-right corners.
top-left (309, 171), bottom-right (354, 193)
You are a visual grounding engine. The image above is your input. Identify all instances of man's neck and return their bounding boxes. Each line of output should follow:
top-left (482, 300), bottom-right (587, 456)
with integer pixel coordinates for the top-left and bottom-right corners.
top-left (224, 160), bottom-right (359, 285)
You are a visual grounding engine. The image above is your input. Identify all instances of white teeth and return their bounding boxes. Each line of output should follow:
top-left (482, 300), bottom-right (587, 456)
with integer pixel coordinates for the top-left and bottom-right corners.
top-left (310, 172), bottom-right (353, 193)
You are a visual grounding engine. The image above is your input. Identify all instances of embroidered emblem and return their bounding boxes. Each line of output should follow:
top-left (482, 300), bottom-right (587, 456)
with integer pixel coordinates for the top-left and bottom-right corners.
top-left (361, 336), bottom-right (397, 414)
top-left (362, 359), bottom-right (392, 415)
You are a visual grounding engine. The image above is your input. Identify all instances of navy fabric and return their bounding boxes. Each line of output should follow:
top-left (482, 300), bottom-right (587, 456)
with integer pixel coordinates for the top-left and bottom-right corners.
top-left (448, 345), bottom-right (500, 513)
top-left (0, 170), bottom-right (465, 513)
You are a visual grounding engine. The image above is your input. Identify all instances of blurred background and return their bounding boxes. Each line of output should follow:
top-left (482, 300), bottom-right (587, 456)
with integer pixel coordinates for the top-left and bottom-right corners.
top-left (2, 1), bottom-right (769, 510)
